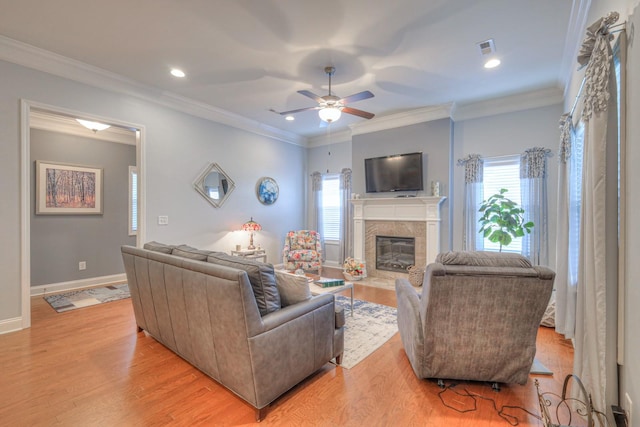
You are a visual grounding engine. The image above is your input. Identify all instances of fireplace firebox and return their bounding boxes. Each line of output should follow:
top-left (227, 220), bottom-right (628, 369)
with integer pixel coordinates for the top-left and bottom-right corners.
top-left (376, 236), bottom-right (415, 273)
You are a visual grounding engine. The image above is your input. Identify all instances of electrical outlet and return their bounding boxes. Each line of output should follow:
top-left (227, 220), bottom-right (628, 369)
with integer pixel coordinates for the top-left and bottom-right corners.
top-left (79, 261), bottom-right (86, 270)
top-left (626, 393), bottom-right (632, 427)
top-left (158, 215), bottom-right (169, 225)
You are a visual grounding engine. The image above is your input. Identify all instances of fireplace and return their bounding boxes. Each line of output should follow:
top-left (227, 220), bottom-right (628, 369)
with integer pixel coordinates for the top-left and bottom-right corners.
top-left (376, 236), bottom-right (415, 273)
top-left (351, 196), bottom-right (445, 280)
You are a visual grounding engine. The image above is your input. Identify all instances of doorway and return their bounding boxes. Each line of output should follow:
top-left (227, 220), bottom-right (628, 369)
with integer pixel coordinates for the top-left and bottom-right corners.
top-left (20, 100), bottom-right (146, 328)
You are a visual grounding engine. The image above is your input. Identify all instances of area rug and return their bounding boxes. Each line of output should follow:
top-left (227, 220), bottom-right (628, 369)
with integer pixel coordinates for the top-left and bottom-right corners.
top-left (334, 295), bottom-right (398, 369)
top-left (44, 284), bottom-right (130, 313)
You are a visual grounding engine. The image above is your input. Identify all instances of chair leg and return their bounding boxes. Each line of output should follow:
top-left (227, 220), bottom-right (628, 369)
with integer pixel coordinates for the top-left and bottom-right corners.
top-left (335, 352), bottom-right (343, 365)
top-left (491, 382), bottom-right (501, 392)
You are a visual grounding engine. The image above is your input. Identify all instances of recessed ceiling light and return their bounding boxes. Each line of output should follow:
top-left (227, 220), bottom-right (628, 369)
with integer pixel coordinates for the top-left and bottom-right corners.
top-left (484, 58), bottom-right (501, 69)
top-left (170, 68), bottom-right (186, 78)
top-left (285, 115), bottom-right (295, 121)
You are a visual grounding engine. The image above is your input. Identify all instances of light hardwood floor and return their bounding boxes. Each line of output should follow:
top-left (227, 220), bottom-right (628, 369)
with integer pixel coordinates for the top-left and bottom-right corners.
top-left (0, 284), bottom-right (573, 426)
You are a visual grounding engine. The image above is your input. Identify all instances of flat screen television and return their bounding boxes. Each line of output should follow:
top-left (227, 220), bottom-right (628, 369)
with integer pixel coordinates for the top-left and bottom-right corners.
top-left (365, 152), bottom-right (424, 193)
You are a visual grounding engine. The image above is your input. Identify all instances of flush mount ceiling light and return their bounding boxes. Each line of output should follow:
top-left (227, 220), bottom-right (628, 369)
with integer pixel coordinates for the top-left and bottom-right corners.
top-left (76, 119), bottom-right (111, 132)
top-left (170, 68), bottom-right (186, 78)
top-left (285, 115), bottom-right (295, 121)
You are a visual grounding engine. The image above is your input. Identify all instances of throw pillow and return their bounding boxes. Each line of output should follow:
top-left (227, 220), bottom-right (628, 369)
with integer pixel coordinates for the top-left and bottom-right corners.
top-left (436, 251), bottom-right (533, 268)
top-left (207, 253), bottom-right (281, 316)
top-left (274, 270), bottom-right (312, 306)
top-left (143, 241), bottom-right (174, 254)
top-left (172, 244), bottom-right (213, 261)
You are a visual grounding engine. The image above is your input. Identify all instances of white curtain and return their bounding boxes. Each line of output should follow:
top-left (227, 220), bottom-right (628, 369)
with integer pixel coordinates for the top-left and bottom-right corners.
top-left (573, 12), bottom-right (619, 413)
top-left (457, 154), bottom-right (484, 251)
top-left (555, 115), bottom-right (582, 338)
top-left (339, 168), bottom-right (353, 262)
top-left (520, 147), bottom-right (552, 265)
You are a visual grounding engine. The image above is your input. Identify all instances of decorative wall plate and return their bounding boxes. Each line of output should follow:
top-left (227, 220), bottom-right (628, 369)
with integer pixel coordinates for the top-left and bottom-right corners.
top-left (256, 177), bottom-right (279, 205)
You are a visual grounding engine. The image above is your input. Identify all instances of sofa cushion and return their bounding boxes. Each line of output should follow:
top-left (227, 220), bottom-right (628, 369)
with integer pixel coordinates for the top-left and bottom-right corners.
top-left (172, 244), bottom-right (213, 261)
top-left (143, 241), bottom-right (174, 254)
top-left (274, 270), bottom-right (312, 306)
top-left (436, 251), bottom-right (533, 268)
top-left (207, 253), bottom-right (281, 315)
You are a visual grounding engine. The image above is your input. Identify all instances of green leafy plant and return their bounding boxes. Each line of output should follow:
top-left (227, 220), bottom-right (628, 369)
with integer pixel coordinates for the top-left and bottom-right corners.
top-left (478, 188), bottom-right (534, 251)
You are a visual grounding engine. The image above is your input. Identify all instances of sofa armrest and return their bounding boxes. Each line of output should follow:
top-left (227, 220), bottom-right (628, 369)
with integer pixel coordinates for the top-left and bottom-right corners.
top-left (334, 306), bottom-right (345, 329)
top-left (257, 293), bottom-right (334, 335)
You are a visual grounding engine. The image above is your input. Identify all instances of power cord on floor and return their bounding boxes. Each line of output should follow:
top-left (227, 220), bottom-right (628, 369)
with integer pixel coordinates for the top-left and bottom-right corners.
top-left (437, 381), bottom-right (542, 426)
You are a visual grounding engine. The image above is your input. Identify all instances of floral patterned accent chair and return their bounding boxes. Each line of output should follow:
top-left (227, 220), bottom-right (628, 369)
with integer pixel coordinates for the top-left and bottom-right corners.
top-left (282, 230), bottom-right (323, 274)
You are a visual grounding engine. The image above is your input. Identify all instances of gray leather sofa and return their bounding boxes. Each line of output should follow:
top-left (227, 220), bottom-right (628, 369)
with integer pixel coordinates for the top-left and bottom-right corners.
top-left (121, 244), bottom-right (344, 421)
top-left (395, 251), bottom-right (554, 386)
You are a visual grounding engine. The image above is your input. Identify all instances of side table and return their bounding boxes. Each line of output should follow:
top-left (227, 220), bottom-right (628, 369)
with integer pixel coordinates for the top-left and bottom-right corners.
top-left (230, 248), bottom-right (267, 263)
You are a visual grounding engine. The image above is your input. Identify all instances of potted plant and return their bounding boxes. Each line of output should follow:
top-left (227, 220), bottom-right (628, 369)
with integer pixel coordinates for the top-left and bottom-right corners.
top-left (343, 257), bottom-right (366, 281)
top-left (478, 188), bottom-right (534, 252)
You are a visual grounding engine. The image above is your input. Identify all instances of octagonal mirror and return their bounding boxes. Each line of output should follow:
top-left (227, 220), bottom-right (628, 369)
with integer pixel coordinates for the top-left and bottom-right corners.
top-left (193, 163), bottom-right (235, 208)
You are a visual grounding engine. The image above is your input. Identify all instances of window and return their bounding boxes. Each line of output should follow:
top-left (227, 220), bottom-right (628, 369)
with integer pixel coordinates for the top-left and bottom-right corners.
top-left (481, 155), bottom-right (523, 253)
top-left (129, 166), bottom-right (138, 236)
top-left (320, 174), bottom-right (341, 241)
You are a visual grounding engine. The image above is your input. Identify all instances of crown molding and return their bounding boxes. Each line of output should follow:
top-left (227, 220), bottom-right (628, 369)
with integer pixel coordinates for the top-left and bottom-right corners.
top-left (451, 87), bottom-right (564, 122)
top-left (559, 0), bottom-right (591, 97)
top-left (349, 103), bottom-right (454, 136)
top-left (0, 35), bottom-right (306, 147)
top-left (307, 129), bottom-right (353, 148)
top-left (30, 110), bottom-right (137, 145)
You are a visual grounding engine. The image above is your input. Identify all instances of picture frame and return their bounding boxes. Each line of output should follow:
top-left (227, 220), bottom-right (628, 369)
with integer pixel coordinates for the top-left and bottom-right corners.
top-left (256, 176), bottom-right (279, 205)
top-left (36, 160), bottom-right (103, 215)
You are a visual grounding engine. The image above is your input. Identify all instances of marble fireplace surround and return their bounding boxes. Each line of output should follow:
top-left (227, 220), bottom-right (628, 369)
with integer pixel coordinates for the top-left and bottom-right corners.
top-left (351, 197), bottom-right (446, 279)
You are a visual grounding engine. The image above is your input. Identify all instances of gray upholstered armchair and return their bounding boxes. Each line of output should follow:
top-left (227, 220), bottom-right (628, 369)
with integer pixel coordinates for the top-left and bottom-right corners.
top-left (395, 251), bottom-right (554, 386)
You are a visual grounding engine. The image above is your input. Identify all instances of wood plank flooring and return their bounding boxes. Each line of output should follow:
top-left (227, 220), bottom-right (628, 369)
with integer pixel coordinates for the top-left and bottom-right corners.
top-left (0, 284), bottom-right (573, 426)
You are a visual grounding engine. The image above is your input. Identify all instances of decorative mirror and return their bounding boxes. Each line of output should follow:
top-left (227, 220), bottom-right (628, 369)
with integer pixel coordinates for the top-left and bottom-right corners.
top-left (193, 163), bottom-right (235, 208)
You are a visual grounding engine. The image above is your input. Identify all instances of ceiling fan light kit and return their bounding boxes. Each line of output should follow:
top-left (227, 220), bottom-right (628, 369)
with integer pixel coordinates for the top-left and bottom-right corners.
top-left (274, 66), bottom-right (375, 123)
top-left (318, 106), bottom-right (341, 122)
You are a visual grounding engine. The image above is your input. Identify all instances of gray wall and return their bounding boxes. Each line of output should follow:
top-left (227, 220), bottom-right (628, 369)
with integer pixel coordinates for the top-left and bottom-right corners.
top-left (451, 104), bottom-right (562, 270)
top-left (352, 119), bottom-right (453, 252)
top-left (0, 58), bottom-right (306, 324)
top-left (30, 129), bottom-right (136, 286)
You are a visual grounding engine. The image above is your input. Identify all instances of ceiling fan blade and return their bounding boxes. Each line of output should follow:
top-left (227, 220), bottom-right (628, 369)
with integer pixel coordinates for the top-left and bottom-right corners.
top-left (297, 90), bottom-right (325, 103)
top-left (277, 106), bottom-right (320, 115)
top-left (340, 90), bottom-right (374, 104)
top-left (342, 107), bottom-right (375, 119)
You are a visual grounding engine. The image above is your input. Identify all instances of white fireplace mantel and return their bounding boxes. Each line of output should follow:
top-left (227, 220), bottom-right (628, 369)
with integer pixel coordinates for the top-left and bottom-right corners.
top-left (351, 196), bottom-right (446, 266)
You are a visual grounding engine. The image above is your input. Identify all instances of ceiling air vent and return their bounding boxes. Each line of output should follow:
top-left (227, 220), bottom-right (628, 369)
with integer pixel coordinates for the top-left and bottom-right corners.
top-left (477, 39), bottom-right (496, 56)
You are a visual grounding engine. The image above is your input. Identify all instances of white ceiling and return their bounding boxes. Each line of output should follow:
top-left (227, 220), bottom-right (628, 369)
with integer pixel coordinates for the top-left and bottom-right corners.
top-left (0, 0), bottom-right (578, 140)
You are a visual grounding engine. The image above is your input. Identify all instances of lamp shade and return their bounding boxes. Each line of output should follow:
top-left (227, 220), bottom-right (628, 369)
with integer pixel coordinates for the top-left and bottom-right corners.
top-left (318, 107), bottom-right (342, 123)
top-left (242, 217), bottom-right (262, 232)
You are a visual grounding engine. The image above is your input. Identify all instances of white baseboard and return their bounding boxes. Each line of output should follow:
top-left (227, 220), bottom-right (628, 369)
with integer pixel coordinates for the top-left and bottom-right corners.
top-left (0, 317), bottom-right (24, 335)
top-left (30, 273), bottom-right (127, 296)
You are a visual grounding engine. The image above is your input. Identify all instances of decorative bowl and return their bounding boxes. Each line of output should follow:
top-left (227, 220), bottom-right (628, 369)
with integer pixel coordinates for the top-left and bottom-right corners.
top-left (343, 272), bottom-right (364, 281)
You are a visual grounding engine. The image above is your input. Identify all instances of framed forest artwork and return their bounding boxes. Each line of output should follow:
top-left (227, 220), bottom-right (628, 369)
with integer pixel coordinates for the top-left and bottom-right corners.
top-left (36, 161), bottom-right (103, 215)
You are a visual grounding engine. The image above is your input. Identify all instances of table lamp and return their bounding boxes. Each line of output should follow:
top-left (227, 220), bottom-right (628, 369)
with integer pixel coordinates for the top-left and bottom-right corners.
top-left (241, 217), bottom-right (262, 250)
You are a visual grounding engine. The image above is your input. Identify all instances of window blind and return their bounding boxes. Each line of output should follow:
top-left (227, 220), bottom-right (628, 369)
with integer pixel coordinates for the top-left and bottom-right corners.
top-left (482, 156), bottom-right (522, 253)
top-left (321, 175), bottom-right (341, 241)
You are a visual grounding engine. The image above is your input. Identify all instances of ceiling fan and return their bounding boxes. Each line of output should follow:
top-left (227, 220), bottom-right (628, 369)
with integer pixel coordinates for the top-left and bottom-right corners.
top-left (274, 66), bottom-right (375, 123)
